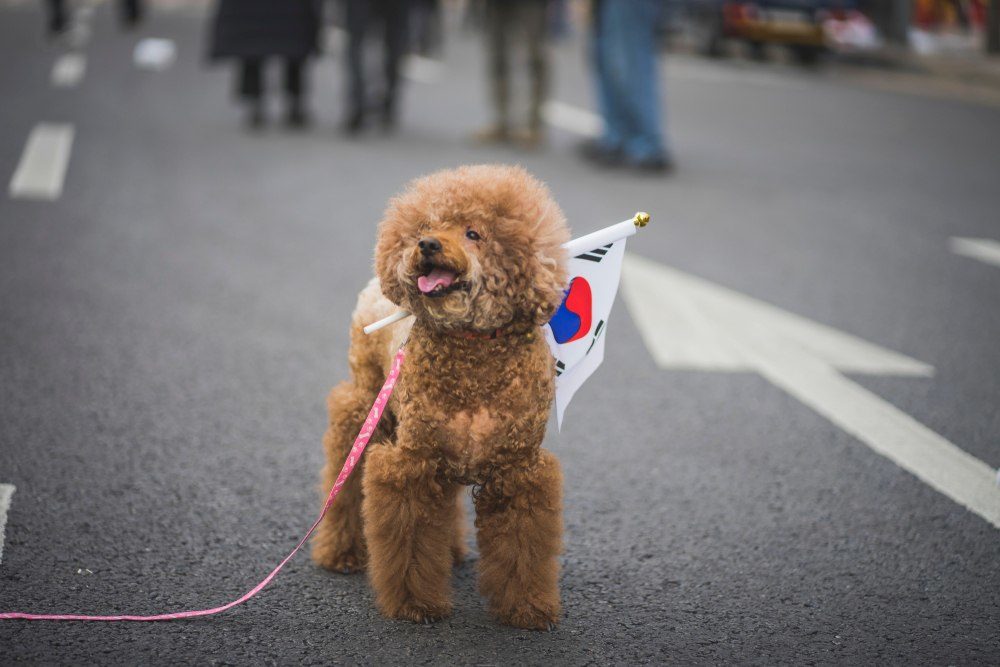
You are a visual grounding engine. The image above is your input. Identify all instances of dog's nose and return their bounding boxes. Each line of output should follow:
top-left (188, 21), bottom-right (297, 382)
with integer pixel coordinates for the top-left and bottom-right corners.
top-left (418, 237), bottom-right (442, 256)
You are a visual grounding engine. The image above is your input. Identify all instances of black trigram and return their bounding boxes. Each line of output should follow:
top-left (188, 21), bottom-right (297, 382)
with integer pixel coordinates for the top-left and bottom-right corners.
top-left (554, 319), bottom-right (606, 375)
top-left (575, 243), bottom-right (613, 263)
top-left (586, 319), bottom-right (605, 354)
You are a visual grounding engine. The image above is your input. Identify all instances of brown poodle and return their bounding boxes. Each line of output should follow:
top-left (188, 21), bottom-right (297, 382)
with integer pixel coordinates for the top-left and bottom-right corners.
top-left (311, 165), bottom-right (569, 630)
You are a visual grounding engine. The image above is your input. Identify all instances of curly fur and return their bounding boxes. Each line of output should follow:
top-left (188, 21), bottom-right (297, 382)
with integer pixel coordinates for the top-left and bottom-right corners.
top-left (311, 165), bottom-right (569, 629)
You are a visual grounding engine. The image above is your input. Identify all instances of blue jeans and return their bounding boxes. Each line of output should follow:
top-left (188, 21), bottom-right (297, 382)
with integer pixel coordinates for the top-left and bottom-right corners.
top-left (591, 0), bottom-right (669, 161)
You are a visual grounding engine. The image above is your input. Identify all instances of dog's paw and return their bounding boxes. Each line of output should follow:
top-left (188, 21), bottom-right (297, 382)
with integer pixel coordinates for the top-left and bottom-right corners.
top-left (387, 599), bottom-right (452, 624)
top-left (311, 545), bottom-right (367, 574)
top-left (493, 603), bottom-right (559, 631)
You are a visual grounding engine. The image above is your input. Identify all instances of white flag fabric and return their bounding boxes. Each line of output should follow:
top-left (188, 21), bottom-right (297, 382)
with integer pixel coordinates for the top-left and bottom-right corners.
top-left (543, 236), bottom-right (628, 429)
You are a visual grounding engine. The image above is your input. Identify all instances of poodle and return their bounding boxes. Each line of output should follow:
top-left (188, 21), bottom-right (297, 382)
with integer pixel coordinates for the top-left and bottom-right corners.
top-left (311, 164), bottom-right (569, 630)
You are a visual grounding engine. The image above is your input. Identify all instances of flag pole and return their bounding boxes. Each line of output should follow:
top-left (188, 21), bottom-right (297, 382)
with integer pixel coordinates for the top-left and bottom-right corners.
top-left (362, 212), bottom-right (650, 335)
top-left (563, 211), bottom-right (649, 257)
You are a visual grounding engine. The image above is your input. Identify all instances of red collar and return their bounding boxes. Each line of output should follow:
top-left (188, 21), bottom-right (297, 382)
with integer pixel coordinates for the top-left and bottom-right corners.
top-left (441, 327), bottom-right (538, 341)
top-left (447, 328), bottom-right (506, 340)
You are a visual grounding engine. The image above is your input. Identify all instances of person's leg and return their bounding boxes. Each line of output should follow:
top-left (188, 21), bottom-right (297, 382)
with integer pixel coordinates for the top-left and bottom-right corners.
top-left (591, 0), bottom-right (626, 154)
top-left (118, 0), bottom-right (142, 28)
top-left (479, 0), bottom-right (512, 139)
top-left (238, 57), bottom-right (265, 128)
top-left (283, 57), bottom-right (309, 127)
top-left (523, 0), bottom-right (549, 143)
top-left (380, 0), bottom-right (409, 129)
top-left (617, 0), bottom-right (669, 165)
top-left (425, 0), bottom-right (444, 55)
top-left (47, 0), bottom-right (68, 35)
top-left (345, 0), bottom-right (368, 132)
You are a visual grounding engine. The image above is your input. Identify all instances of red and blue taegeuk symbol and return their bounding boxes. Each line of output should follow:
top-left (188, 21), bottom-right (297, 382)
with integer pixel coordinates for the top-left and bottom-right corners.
top-left (549, 277), bottom-right (592, 344)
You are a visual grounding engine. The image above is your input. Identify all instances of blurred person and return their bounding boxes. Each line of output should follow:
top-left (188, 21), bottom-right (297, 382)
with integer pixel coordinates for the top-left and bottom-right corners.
top-left (581, 0), bottom-right (673, 173)
top-left (462, 0), bottom-right (488, 31)
top-left (474, 0), bottom-right (550, 148)
top-left (45, 0), bottom-right (143, 36)
top-left (45, 0), bottom-right (68, 35)
top-left (411, 0), bottom-right (444, 56)
top-left (118, 0), bottom-right (143, 28)
top-left (547, 0), bottom-right (572, 39)
top-left (343, 0), bottom-right (411, 134)
top-left (208, 0), bottom-right (320, 129)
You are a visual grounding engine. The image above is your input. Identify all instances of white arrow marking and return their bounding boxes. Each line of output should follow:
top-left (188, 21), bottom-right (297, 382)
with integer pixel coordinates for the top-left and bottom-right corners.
top-left (622, 254), bottom-right (1000, 529)
top-left (8, 123), bottom-right (75, 201)
top-left (950, 237), bottom-right (1000, 269)
top-left (0, 484), bottom-right (14, 565)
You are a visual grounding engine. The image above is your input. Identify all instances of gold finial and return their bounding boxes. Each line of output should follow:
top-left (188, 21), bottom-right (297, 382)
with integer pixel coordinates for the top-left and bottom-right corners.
top-left (633, 211), bottom-right (650, 228)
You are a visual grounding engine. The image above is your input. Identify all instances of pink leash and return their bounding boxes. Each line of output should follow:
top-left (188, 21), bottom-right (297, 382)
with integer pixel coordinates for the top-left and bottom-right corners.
top-left (0, 348), bottom-right (406, 622)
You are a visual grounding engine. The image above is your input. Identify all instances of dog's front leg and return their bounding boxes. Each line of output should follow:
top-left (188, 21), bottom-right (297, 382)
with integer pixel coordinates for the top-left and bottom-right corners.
top-left (361, 441), bottom-right (459, 623)
top-left (475, 448), bottom-right (563, 630)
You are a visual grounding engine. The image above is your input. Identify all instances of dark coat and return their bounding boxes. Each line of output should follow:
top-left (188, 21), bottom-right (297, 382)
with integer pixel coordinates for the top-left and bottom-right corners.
top-left (209, 0), bottom-right (320, 60)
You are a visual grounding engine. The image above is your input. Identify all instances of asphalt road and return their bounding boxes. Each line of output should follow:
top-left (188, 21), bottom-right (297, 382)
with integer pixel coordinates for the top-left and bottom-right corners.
top-left (1, 1), bottom-right (999, 664)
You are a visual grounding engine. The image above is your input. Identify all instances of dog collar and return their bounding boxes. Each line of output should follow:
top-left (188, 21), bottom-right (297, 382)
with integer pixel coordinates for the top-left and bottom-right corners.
top-left (446, 328), bottom-right (537, 341)
top-left (448, 328), bottom-right (505, 340)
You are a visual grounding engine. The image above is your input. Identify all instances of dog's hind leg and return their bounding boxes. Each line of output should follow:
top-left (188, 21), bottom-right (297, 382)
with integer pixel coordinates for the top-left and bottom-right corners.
top-left (474, 449), bottom-right (563, 630)
top-left (313, 280), bottom-right (406, 574)
top-left (311, 381), bottom-right (392, 573)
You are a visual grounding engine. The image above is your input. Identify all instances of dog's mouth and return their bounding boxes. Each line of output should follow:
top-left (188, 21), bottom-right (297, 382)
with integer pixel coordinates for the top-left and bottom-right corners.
top-left (416, 262), bottom-right (468, 298)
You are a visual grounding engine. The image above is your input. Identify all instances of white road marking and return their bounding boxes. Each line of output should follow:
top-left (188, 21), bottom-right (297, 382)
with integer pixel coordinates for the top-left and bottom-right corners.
top-left (621, 253), bottom-right (1000, 529)
top-left (542, 101), bottom-right (603, 138)
top-left (8, 123), bottom-right (75, 201)
top-left (133, 38), bottom-right (177, 71)
top-left (51, 53), bottom-right (86, 87)
top-left (0, 484), bottom-right (14, 565)
top-left (950, 237), bottom-right (1000, 269)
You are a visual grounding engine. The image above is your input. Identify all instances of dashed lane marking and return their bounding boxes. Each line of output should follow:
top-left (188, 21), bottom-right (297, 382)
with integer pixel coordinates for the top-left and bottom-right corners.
top-left (133, 38), bottom-right (177, 71)
top-left (950, 237), bottom-right (1000, 269)
top-left (0, 484), bottom-right (14, 565)
top-left (622, 253), bottom-right (1000, 529)
top-left (8, 123), bottom-right (75, 201)
top-left (51, 53), bottom-right (86, 87)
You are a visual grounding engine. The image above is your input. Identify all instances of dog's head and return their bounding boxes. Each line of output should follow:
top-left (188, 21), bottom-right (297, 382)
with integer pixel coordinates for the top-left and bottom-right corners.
top-left (375, 165), bottom-right (570, 333)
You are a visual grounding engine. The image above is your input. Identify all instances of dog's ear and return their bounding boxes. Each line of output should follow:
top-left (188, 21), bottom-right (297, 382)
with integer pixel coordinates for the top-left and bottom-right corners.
top-left (520, 246), bottom-right (568, 327)
top-left (374, 214), bottom-right (409, 307)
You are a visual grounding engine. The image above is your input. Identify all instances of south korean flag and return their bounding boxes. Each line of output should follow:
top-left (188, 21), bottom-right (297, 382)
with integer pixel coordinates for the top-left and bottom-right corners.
top-left (543, 230), bottom-right (630, 429)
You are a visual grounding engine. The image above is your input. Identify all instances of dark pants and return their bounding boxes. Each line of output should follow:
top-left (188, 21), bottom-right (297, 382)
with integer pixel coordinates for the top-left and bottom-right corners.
top-left (410, 0), bottom-right (442, 56)
top-left (238, 57), bottom-right (305, 103)
top-left (47, 0), bottom-right (142, 32)
top-left (485, 0), bottom-right (548, 131)
top-left (345, 0), bottom-right (409, 117)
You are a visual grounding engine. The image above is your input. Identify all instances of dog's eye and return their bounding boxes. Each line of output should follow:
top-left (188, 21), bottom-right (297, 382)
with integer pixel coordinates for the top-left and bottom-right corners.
top-left (465, 229), bottom-right (481, 241)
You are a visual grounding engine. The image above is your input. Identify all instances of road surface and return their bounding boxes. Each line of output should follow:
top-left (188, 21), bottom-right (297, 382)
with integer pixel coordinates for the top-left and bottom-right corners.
top-left (1, 1), bottom-right (998, 664)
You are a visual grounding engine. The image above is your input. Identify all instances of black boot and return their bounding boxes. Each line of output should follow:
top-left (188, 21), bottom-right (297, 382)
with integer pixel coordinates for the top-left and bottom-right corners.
top-left (285, 97), bottom-right (310, 129)
top-left (379, 95), bottom-right (397, 132)
top-left (245, 100), bottom-right (265, 130)
top-left (344, 108), bottom-right (364, 136)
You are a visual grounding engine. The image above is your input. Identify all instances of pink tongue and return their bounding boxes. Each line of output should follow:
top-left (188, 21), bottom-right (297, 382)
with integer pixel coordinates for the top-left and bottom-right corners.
top-left (417, 268), bottom-right (456, 294)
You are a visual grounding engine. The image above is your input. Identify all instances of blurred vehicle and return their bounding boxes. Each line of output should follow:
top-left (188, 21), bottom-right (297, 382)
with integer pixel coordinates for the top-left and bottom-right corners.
top-left (686, 0), bottom-right (859, 64)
